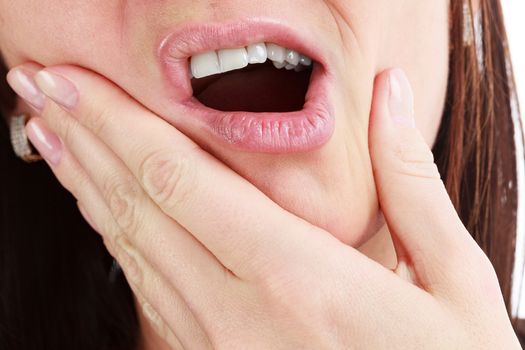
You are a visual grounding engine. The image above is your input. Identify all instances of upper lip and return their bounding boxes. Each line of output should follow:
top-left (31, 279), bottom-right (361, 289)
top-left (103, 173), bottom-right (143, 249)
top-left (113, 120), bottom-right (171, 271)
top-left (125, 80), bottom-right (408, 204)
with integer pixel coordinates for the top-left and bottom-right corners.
top-left (157, 18), bottom-right (331, 101)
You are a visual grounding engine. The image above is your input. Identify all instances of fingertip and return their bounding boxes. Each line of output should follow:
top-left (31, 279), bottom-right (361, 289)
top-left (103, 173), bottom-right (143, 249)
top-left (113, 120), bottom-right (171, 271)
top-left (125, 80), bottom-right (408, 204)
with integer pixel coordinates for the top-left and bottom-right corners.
top-left (369, 70), bottom-right (393, 129)
top-left (369, 69), bottom-right (418, 158)
top-left (387, 69), bottom-right (415, 128)
top-left (33, 68), bottom-right (79, 110)
top-left (369, 69), bottom-right (398, 157)
top-left (6, 63), bottom-right (47, 111)
top-left (370, 68), bottom-right (415, 129)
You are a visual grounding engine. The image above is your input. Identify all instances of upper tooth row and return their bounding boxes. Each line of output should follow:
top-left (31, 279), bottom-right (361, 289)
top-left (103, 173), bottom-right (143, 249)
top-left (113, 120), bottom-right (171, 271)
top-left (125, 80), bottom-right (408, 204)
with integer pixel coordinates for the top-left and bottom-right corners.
top-left (190, 43), bottom-right (313, 79)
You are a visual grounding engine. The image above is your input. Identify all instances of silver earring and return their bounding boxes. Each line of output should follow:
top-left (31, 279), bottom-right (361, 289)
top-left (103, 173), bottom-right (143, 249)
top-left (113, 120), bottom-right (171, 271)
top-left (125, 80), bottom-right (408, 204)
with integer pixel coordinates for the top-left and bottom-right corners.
top-left (9, 113), bottom-right (43, 163)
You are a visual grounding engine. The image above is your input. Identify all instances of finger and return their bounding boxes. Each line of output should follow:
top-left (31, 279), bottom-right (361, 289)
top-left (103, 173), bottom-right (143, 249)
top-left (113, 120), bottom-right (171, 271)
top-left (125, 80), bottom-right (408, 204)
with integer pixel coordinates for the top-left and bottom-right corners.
top-left (8, 63), bottom-right (229, 294)
top-left (31, 64), bottom-right (351, 281)
top-left (36, 103), bottom-right (237, 336)
top-left (24, 116), bottom-right (213, 349)
top-left (368, 68), bottom-right (487, 291)
top-left (79, 196), bottom-right (213, 350)
top-left (126, 280), bottom-right (184, 350)
top-left (109, 237), bottom-right (212, 350)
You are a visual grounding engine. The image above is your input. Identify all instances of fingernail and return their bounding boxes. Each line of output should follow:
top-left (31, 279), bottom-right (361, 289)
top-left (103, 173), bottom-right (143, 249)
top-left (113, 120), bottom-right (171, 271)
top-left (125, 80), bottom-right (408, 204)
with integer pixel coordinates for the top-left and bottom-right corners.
top-left (388, 69), bottom-right (415, 128)
top-left (25, 117), bottom-right (62, 166)
top-left (34, 70), bottom-right (78, 109)
top-left (6, 68), bottom-right (46, 110)
top-left (77, 201), bottom-right (99, 232)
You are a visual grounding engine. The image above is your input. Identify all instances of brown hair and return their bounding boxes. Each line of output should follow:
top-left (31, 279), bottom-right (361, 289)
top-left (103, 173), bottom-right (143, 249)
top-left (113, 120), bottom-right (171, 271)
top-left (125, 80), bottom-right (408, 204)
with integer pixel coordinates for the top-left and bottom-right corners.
top-left (434, 0), bottom-right (521, 321)
top-left (0, 0), bottom-right (522, 348)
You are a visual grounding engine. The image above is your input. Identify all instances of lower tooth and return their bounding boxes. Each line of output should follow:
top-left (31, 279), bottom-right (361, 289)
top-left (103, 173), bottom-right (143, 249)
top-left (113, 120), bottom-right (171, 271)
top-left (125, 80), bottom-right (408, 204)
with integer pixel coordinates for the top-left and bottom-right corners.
top-left (285, 64), bottom-right (296, 70)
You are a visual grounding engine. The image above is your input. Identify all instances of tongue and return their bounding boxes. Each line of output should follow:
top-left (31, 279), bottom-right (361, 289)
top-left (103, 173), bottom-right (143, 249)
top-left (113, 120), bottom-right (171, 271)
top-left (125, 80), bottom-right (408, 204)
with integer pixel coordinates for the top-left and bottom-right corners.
top-left (193, 62), bottom-right (311, 112)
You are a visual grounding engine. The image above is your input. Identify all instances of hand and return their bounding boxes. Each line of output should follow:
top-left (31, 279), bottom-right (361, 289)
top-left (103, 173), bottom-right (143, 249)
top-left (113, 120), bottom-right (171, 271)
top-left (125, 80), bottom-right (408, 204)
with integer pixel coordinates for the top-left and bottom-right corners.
top-left (7, 63), bottom-right (521, 349)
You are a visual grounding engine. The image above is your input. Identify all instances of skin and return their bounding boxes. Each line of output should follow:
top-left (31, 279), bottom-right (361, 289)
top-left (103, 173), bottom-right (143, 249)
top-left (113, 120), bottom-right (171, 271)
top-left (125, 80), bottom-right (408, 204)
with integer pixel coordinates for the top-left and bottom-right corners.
top-left (2, 0), bottom-right (517, 348)
top-left (0, 0), bottom-right (449, 251)
top-left (6, 65), bottom-right (521, 349)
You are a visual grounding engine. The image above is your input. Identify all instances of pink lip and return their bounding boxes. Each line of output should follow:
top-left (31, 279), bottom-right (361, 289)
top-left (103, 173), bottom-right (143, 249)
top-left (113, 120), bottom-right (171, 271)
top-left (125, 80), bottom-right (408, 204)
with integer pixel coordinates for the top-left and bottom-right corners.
top-left (158, 19), bottom-right (336, 154)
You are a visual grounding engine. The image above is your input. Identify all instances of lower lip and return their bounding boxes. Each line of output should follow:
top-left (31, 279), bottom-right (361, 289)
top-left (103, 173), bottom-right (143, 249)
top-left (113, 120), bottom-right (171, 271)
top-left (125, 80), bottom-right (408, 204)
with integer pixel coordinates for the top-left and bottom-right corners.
top-left (179, 64), bottom-right (335, 154)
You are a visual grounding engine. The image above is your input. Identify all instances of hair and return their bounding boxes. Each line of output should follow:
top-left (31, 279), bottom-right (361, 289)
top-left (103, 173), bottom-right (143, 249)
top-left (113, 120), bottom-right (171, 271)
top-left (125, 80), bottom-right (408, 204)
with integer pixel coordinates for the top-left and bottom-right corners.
top-left (435, 0), bottom-right (521, 318)
top-left (0, 0), bottom-right (523, 348)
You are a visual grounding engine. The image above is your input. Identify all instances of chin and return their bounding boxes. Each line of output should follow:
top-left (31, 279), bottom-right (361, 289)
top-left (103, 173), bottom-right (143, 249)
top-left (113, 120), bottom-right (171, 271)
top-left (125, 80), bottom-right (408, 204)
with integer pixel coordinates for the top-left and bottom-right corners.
top-left (236, 162), bottom-right (380, 248)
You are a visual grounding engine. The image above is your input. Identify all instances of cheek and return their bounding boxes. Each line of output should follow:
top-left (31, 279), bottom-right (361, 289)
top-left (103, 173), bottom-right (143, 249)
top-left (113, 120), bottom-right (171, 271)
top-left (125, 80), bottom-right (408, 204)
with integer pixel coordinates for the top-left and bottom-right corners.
top-left (352, 0), bottom-right (449, 146)
top-left (377, 1), bottom-right (449, 146)
top-left (0, 1), bottom-right (124, 72)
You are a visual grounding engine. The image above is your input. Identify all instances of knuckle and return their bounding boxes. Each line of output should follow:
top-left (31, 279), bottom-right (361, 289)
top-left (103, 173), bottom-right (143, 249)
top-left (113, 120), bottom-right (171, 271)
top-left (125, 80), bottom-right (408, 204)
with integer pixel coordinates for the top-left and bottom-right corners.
top-left (82, 100), bottom-right (116, 137)
top-left (138, 148), bottom-right (197, 210)
top-left (103, 173), bottom-right (143, 235)
top-left (113, 235), bottom-right (144, 287)
top-left (392, 130), bottom-right (441, 180)
top-left (62, 164), bottom-right (91, 201)
top-left (56, 113), bottom-right (82, 145)
top-left (260, 265), bottom-right (326, 317)
top-left (141, 303), bottom-right (179, 349)
top-left (100, 214), bottom-right (120, 241)
top-left (41, 97), bottom-right (67, 124)
top-left (465, 245), bottom-right (500, 286)
top-left (441, 237), bottom-right (503, 302)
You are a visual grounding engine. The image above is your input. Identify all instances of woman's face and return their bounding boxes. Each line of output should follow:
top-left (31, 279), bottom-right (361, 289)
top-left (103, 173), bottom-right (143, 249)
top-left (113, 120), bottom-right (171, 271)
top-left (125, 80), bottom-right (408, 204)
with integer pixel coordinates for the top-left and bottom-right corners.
top-left (0, 1), bottom-right (449, 246)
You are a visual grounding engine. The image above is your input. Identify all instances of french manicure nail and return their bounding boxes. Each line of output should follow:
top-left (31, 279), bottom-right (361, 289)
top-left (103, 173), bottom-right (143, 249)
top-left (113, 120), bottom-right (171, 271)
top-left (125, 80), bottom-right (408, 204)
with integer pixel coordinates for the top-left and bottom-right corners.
top-left (25, 118), bottom-right (63, 166)
top-left (388, 69), bottom-right (416, 128)
top-left (34, 70), bottom-right (79, 109)
top-left (6, 68), bottom-right (46, 110)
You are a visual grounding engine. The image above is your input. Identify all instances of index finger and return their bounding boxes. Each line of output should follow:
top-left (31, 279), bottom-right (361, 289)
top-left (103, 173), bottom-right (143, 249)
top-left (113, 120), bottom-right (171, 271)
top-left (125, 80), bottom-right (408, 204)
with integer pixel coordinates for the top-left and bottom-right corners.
top-left (33, 65), bottom-right (351, 281)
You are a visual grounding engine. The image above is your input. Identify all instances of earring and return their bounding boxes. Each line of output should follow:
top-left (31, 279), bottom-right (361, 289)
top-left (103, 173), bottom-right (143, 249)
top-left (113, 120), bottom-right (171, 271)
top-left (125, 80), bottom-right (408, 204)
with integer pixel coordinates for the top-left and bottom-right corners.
top-left (9, 113), bottom-right (43, 163)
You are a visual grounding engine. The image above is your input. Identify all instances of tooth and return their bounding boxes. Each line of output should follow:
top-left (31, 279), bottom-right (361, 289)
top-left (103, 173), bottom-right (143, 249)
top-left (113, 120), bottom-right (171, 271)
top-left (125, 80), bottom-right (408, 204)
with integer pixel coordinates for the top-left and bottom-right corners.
top-left (299, 55), bottom-right (312, 66)
top-left (285, 64), bottom-right (296, 70)
top-left (273, 61), bottom-right (287, 69)
top-left (294, 65), bottom-right (305, 72)
top-left (266, 43), bottom-right (286, 63)
top-left (285, 50), bottom-right (300, 66)
top-left (218, 47), bottom-right (248, 73)
top-left (247, 43), bottom-right (267, 64)
top-left (191, 51), bottom-right (221, 79)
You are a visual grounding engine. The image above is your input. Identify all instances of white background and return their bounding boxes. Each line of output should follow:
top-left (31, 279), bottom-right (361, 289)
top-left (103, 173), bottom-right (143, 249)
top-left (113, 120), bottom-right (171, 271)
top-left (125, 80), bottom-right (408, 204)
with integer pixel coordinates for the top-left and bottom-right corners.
top-left (501, 0), bottom-right (525, 318)
top-left (503, 1), bottom-right (525, 112)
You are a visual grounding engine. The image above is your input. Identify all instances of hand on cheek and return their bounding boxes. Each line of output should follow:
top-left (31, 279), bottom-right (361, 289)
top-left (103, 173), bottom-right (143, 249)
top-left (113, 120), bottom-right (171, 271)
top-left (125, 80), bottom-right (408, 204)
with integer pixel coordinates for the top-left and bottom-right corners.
top-left (5, 63), bottom-right (521, 349)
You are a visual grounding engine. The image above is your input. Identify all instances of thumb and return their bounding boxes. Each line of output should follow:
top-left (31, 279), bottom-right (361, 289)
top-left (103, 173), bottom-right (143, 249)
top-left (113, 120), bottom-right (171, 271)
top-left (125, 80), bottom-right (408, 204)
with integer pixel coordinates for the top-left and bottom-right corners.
top-left (369, 69), bottom-right (477, 291)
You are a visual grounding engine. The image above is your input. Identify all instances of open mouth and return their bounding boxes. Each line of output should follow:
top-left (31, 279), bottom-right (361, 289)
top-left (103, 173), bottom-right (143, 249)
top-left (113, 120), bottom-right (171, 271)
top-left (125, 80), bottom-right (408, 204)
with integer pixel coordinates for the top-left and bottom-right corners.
top-left (159, 21), bottom-right (335, 154)
top-left (190, 43), bottom-right (313, 113)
